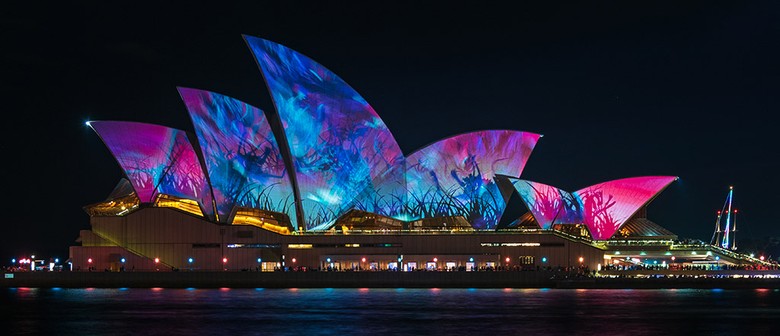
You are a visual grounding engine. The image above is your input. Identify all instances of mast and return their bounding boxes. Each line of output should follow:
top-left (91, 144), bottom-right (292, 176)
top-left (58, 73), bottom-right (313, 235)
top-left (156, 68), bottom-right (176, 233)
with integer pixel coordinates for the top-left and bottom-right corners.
top-left (710, 210), bottom-right (722, 246)
top-left (720, 186), bottom-right (734, 249)
top-left (711, 186), bottom-right (730, 247)
top-left (731, 208), bottom-right (738, 250)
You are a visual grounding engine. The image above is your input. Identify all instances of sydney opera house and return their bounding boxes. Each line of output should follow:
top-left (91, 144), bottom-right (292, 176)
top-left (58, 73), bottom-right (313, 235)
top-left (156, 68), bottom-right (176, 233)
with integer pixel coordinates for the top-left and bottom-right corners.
top-left (70, 36), bottom-right (685, 273)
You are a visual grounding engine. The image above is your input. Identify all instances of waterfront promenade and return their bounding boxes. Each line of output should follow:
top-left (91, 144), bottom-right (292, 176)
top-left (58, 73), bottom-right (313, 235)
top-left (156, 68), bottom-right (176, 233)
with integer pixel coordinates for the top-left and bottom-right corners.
top-left (4, 269), bottom-right (780, 289)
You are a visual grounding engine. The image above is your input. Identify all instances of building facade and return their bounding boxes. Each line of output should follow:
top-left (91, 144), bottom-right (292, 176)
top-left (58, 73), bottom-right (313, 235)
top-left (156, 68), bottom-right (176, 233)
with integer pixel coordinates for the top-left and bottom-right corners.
top-left (71, 36), bottom-right (693, 274)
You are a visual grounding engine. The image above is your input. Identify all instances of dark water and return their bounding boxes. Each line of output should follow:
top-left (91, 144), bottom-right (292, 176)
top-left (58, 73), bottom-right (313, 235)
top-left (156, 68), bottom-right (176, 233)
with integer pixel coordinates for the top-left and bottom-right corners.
top-left (2, 287), bottom-right (779, 335)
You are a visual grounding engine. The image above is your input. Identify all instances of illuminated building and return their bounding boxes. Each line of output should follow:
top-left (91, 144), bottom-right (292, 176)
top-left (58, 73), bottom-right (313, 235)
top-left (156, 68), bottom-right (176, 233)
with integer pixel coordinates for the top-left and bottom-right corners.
top-left (70, 36), bottom-right (708, 273)
top-left (509, 176), bottom-right (678, 240)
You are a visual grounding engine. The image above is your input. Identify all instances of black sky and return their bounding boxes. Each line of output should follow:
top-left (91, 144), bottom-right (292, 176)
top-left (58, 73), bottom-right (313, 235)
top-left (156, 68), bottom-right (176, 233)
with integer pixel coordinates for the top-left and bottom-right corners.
top-left (2, 1), bottom-right (779, 260)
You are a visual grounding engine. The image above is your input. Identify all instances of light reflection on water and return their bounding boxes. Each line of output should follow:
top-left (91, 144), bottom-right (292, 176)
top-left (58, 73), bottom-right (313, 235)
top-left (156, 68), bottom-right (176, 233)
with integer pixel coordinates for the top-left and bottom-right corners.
top-left (2, 288), bottom-right (780, 335)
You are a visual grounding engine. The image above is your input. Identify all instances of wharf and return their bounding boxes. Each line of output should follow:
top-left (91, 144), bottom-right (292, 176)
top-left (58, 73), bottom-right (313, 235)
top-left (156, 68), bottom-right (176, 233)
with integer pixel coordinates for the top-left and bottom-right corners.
top-left (4, 270), bottom-right (780, 289)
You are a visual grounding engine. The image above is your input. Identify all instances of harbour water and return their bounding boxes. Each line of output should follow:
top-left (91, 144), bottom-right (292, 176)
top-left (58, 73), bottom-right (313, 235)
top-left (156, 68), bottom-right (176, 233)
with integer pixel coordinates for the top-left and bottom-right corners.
top-left (3, 287), bottom-right (779, 335)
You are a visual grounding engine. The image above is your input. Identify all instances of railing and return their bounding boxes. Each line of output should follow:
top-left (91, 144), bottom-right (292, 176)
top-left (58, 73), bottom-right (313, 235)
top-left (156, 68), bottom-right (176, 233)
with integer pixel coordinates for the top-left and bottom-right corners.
top-left (296, 227), bottom-right (607, 249)
top-left (297, 228), bottom-right (552, 235)
top-left (606, 240), bottom-right (675, 247)
top-left (707, 244), bottom-right (773, 266)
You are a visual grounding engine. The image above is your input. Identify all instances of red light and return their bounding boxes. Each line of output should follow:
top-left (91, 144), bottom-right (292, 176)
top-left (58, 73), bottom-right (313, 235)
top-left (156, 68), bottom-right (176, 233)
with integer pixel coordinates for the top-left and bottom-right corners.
top-left (87, 258), bottom-right (93, 264)
top-left (760, 256), bottom-right (765, 261)
top-left (361, 257), bottom-right (366, 263)
top-left (154, 258), bottom-right (160, 264)
top-left (222, 258), bottom-right (228, 264)
top-left (433, 257), bottom-right (437, 263)
top-left (505, 257), bottom-right (510, 263)
top-left (734, 209), bottom-right (738, 213)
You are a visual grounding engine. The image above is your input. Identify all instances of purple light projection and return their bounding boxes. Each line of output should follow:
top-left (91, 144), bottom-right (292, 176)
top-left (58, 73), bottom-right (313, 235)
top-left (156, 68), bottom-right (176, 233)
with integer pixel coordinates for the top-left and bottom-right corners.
top-left (88, 121), bottom-right (214, 219)
top-left (88, 38), bottom-right (677, 238)
top-left (511, 176), bottom-right (677, 239)
top-left (574, 176), bottom-right (677, 240)
top-left (405, 130), bottom-right (541, 229)
top-left (245, 36), bottom-right (405, 230)
top-left (511, 179), bottom-right (582, 229)
top-left (178, 88), bottom-right (296, 226)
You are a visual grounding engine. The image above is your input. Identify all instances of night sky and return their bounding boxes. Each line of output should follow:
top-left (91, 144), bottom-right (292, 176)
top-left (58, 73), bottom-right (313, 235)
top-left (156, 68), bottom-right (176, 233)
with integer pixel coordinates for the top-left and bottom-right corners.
top-left (2, 1), bottom-right (779, 260)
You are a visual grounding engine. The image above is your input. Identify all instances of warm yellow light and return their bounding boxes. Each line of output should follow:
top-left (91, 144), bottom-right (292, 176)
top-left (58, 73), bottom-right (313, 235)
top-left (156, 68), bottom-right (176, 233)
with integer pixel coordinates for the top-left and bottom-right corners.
top-left (231, 208), bottom-right (291, 235)
top-left (154, 194), bottom-right (203, 217)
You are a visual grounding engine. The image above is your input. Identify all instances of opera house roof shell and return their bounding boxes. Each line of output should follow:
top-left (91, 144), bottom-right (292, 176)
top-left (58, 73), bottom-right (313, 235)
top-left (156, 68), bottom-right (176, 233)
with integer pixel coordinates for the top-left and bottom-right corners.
top-left (88, 36), bottom-right (676, 240)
